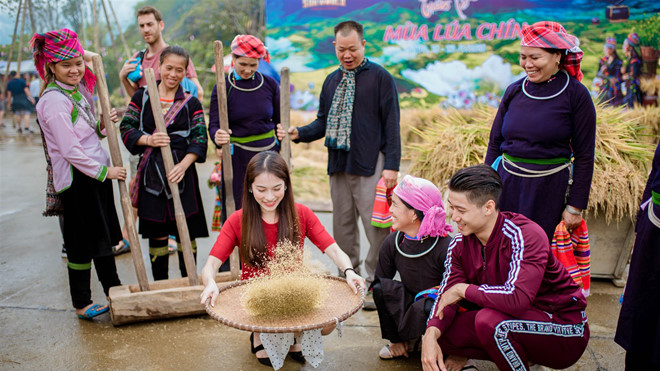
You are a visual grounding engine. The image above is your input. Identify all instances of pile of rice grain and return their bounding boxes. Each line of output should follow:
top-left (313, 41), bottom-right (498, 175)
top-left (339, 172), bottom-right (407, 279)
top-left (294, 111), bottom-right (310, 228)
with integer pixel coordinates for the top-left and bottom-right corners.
top-left (240, 240), bottom-right (329, 318)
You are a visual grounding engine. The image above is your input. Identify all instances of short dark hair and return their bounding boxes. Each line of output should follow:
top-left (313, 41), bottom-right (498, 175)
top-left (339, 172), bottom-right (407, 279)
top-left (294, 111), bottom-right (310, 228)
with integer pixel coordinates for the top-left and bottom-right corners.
top-left (160, 45), bottom-right (190, 69)
top-left (137, 6), bottom-right (162, 22)
top-left (448, 164), bottom-right (502, 208)
top-left (334, 20), bottom-right (364, 40)
top-left (9, 71), bottom-right (17, 77)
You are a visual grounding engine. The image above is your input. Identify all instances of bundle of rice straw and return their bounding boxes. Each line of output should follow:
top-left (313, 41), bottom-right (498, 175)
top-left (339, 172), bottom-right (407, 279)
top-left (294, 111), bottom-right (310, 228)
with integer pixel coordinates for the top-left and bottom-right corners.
top-left (241, 240), bottom-right (328, 319)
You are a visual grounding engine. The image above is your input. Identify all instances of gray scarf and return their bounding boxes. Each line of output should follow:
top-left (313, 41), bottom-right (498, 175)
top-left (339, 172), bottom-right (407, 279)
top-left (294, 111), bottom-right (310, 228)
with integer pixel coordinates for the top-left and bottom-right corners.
top-left (325, 58), bottom-right (368, 150)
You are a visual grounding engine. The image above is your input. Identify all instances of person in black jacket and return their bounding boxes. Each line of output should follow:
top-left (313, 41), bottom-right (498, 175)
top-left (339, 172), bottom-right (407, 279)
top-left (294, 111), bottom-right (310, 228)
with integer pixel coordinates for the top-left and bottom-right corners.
top-left (289, 20), bottom-right (401, 308)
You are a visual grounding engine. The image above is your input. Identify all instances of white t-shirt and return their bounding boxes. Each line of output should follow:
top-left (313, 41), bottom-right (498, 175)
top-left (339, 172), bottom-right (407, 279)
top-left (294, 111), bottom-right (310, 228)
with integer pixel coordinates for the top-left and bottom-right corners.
top-left (29, 78), bottom-right (41, 98)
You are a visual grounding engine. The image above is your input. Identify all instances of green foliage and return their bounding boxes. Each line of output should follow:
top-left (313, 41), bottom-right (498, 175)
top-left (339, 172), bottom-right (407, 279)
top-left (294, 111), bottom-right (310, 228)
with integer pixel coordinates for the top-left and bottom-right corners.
top-left (634, 13), bottom-right (660, 49)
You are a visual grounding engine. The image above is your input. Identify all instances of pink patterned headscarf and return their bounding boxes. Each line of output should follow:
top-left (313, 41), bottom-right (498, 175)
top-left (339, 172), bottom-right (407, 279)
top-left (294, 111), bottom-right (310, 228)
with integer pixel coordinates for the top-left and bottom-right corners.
top-left (29, 28), bottom-right (96, 91)
top-left (394, 175), bottom-right (453, 237)
top-left (521, 21), bottom-right (584, 82)
top-left (231, 34), bottom-right (270, 63)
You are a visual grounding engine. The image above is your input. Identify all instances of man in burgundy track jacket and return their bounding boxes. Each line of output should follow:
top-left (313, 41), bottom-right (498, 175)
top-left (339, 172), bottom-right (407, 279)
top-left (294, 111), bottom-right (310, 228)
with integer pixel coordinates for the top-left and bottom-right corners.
top-left (421, 165), bottom-right (589, 371)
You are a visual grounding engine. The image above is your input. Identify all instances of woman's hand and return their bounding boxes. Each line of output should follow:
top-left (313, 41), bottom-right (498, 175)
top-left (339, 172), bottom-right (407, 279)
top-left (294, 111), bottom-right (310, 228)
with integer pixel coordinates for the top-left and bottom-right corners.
top-left (147, 132), bottom-right (170, 147)
top-left (200, 282), bottom-right (220, 307)
top-left (108, 108), bottom-right (119, 123)
top-left (167, 154), bottom-right (197, 183)
top-left (345, 270), bottom-right (366, 295)
top-left (276, 124), bottom-right (286, 141)
top-left (167, 162), bottom-right (189, 183)
top-left (107, 166), bottom-right (127, 181)
top-left (214, 128), bottom-right (231, 146)
top-left (562, 207), bottom-right (583, 231)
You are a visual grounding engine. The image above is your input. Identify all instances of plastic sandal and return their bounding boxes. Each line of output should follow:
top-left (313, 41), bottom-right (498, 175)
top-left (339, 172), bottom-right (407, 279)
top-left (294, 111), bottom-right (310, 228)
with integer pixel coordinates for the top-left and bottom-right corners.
top-left (379, 344), bottom-right (394, 359)
top-left (113, 239), bottom-right (130, 255)
top-left (77, 304), bottom-right (109, 319)
top-left (168, 236), bottom-right (177, 254)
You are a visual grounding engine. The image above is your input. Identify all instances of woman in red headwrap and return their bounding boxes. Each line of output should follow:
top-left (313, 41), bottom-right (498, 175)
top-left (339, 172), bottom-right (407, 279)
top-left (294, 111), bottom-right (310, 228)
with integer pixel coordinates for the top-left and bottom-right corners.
top-left (485, 21), bottom-right (597, 242)
top-left (31, 28), bottom-right (125, 319)
top-left (208, 35), bottom-right (286, 233)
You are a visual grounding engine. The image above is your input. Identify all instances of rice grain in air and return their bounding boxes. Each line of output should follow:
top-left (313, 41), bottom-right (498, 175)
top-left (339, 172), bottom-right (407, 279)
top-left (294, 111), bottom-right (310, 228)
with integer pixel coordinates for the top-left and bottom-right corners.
top-left (241, 240), bottom-right (328, 319)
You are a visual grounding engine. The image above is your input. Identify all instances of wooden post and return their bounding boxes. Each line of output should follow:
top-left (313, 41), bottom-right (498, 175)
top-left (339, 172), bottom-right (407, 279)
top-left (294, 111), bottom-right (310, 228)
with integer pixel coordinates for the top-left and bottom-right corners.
top-left (27, 0), bottom-right (35, 35)
top-left (2, 0), bottom-right (22, 91)
top-left (213, 41), bottom-right (240, 280)
top-left (16, 0), bottom-right (28, 75)
top-left (107, 0), bottom-right (131, 58)
top-left (92, 0), bottom-right (99, 54)
top-left (279, 67), bottom-right (292, 168)
top-left (143, 68), bottom-right (199, 285)
top-left (91, 55), bottom-right (150, 292)
top-left (100, 0), bottom-right (119, 63)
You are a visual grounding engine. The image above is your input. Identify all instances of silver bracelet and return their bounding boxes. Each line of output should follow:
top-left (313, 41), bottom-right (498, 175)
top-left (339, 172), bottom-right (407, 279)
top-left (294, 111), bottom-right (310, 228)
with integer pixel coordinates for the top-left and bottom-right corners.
top-left (565, 205), bottom-right (582, 215)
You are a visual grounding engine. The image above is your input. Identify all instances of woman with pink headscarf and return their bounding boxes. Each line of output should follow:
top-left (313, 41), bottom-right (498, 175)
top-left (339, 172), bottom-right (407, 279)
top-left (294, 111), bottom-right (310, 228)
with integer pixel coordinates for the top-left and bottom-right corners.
top-left (371, 175), bottom-right (457, 363)
top-left (485, 21), bottom-right (596, 242)
top-left (31, 29), bottom-right (125, 319)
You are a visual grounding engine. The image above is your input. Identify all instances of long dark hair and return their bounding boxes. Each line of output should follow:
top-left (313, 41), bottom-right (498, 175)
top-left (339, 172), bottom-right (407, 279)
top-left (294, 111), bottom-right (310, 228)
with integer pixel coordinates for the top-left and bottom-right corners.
top-left (240, 151), bottom-right (300, 267)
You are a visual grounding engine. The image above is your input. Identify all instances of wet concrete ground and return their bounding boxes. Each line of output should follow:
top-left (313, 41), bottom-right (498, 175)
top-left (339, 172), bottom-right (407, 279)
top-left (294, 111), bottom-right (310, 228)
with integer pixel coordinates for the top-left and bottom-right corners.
top-left (0, 122), bottom-right (626, 370)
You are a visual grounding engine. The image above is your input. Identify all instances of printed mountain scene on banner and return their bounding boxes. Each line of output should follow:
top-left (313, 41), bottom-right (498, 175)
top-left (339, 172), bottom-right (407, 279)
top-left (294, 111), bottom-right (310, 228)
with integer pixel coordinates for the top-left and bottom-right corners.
top-left (265, 0), bottom-right (660, 109)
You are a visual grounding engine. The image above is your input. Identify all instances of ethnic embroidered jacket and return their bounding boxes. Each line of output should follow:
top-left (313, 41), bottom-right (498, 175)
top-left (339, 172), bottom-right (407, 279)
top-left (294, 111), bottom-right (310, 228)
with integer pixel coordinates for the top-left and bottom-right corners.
top-left (119, 84), bottom-right (207, 221)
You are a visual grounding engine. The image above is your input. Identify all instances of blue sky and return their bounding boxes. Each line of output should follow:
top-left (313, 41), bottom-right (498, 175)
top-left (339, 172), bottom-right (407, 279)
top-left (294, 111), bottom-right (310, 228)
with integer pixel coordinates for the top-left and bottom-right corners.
top-left (0, 0), bottom-right (141, 47)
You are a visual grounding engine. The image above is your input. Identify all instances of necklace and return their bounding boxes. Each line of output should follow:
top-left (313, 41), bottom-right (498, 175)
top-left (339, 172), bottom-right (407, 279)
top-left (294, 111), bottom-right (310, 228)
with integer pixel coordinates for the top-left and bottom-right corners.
top-left (522, 70), bottom-right (570, 100)
top-left (395, 231), bottom-right (439, 258)
top-left (228, 71), bottom-right (264, 92)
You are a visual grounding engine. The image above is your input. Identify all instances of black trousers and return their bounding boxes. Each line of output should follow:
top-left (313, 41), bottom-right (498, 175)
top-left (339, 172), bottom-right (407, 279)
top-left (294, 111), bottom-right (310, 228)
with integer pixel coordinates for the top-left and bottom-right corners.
top-left (68, 256), bottom-right (120, 309)
top-left (372, 280), bottom-right (434, 343)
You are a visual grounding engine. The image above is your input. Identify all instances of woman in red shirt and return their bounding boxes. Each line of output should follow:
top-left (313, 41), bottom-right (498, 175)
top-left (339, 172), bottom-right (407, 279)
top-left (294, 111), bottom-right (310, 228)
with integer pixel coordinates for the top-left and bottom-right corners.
top-left (200, 151), bottom-right (365, 366)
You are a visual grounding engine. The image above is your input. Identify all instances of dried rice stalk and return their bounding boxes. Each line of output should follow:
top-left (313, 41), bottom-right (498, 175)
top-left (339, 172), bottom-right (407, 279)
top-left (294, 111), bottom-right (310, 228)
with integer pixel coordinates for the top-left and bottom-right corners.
top-left (640, 78), bottom-right (660, 96)
top-left (589, 102), bottom-right (654, 223)
top-left (241, 240), bottom-right (328, 318)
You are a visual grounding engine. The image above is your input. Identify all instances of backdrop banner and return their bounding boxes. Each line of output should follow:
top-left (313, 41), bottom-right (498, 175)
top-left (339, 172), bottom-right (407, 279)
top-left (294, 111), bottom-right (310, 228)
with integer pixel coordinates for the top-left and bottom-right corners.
top-left (266, 0), bottom-right (660, 109)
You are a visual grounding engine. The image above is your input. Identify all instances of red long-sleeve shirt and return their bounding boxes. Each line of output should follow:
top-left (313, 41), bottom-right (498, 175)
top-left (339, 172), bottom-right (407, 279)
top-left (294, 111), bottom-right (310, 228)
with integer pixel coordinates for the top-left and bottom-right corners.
top-left (209, 203), bottom-right (335, 280)
top-left (427, 211), bottom-right (586, 334)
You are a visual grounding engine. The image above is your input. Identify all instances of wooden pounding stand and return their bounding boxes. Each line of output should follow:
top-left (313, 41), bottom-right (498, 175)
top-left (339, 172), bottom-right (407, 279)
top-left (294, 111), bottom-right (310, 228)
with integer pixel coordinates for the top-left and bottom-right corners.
top-left (96, 59), bottom-right (234, 325)
top-left (91, 55), bottom-right (149, 292)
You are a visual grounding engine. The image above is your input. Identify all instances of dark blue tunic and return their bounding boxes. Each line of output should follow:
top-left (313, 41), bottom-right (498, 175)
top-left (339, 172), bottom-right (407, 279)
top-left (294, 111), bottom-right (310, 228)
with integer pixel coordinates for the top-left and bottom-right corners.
top-left (208, 73), bottom-right (280, 210)
top-left (485, 71), bottom-right (597, 240)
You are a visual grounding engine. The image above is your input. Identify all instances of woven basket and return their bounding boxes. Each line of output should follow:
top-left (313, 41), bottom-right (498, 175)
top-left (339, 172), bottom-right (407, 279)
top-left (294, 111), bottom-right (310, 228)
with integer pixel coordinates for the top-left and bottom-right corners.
top-left (205, 275), bottom-right (364, 333)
